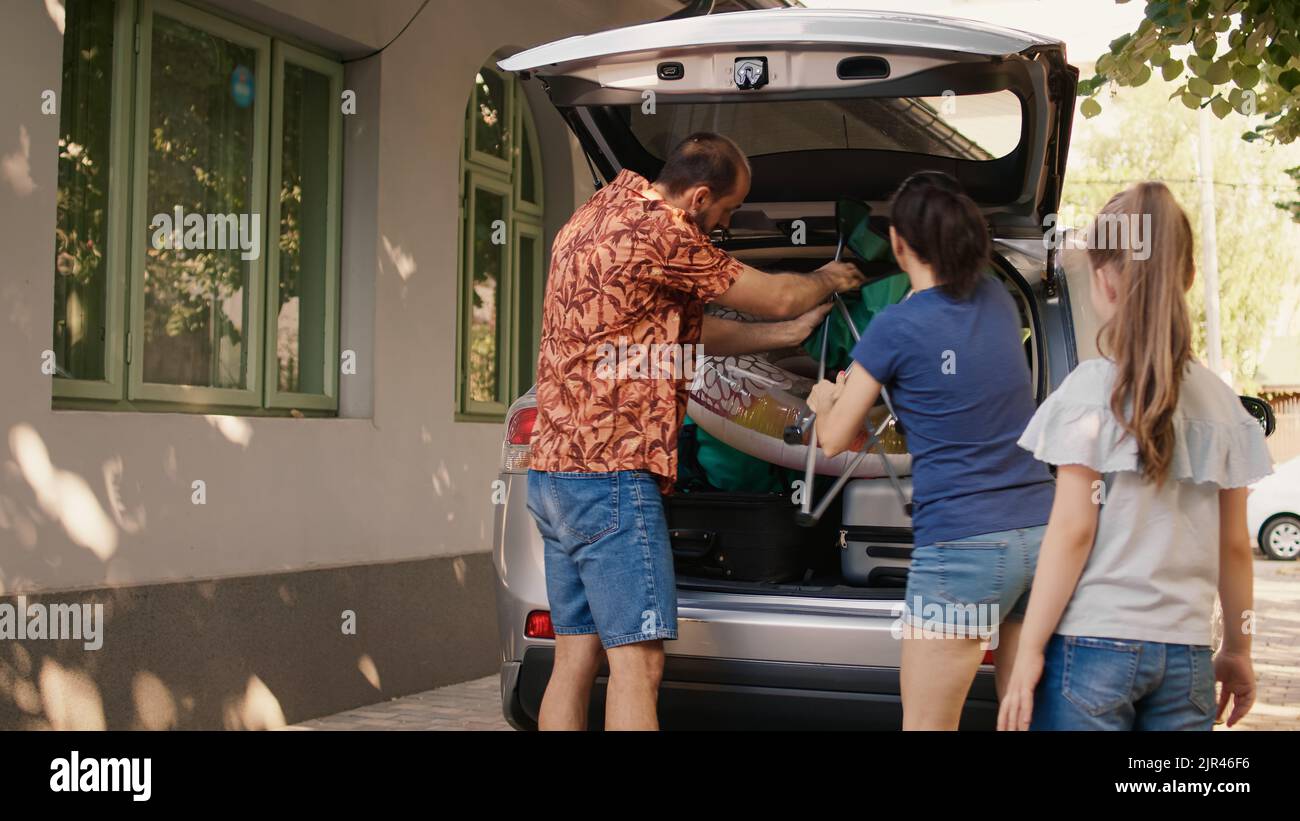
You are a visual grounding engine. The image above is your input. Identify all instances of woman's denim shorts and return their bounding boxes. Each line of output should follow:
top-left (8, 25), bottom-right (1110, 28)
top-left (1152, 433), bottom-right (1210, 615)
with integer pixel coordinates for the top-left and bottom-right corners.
top-left (900, 524), bottom-right (1046, 640)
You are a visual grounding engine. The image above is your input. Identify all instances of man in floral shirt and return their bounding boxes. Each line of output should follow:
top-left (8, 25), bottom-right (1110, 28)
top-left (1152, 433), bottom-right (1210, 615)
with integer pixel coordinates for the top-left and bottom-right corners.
top-left (527, 132), bottom-right (862, 729)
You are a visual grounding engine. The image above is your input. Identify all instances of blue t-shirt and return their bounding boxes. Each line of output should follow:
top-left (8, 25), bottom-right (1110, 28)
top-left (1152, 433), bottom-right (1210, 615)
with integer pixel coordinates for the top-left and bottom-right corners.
top-left (850, 276), bottom-right (1054, 546)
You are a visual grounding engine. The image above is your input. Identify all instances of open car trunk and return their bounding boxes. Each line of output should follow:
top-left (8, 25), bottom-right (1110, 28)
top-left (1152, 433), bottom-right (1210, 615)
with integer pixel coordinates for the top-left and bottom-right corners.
top-left (664, 245), bottom-right (1044, 599)
top-left (498, 9), bottom-right (1069, 597)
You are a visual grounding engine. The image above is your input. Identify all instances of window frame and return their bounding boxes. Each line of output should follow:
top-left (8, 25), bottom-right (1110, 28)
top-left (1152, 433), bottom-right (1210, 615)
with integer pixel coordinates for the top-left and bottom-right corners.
top-left (467, 66), bottom-right (514, 175)
top-left (127, 0), bottom-right (271, 407)
top-left (510, 217), bottom-right (544, 400)
top-left (263, 41), bottom-right (344, 412)
top-left (513, 91), bottom-right (543, 217)
top-left (456, 68), bottom-right (545, 422)
top-left (457, 167), bottom-right (516, 419)
top-left (51, 0), bottom-right (136, 401)
top-left (51, 0), bottom-right (345, 416)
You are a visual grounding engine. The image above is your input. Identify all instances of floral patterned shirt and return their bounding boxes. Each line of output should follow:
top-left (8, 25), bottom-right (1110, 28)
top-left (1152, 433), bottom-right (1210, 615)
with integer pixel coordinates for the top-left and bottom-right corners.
top-left (530, 169), bottom-right (743, 492)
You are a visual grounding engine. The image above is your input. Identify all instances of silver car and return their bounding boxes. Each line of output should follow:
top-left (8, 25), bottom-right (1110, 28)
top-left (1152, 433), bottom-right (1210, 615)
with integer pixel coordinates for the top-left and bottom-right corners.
top-left (491, 7), bottom-right (1082, 730)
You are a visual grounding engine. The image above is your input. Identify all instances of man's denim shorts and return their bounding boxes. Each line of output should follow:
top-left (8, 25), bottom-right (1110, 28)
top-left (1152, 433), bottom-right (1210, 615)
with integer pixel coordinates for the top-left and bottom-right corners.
top-left (899, 524), bottom-right (1046, 639)
top-left (526, 469), bottom-right (677, 650)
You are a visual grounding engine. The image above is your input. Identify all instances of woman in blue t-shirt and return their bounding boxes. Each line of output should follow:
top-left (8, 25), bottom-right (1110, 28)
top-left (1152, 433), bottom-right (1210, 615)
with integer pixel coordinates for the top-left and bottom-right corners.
top-left (808, 171), bottom-right (1055, 730)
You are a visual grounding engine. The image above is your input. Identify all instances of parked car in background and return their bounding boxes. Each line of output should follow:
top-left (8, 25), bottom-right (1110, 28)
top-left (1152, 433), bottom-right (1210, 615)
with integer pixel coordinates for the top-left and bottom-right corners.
top-left (1248, 455), bottom-right (1300, 560)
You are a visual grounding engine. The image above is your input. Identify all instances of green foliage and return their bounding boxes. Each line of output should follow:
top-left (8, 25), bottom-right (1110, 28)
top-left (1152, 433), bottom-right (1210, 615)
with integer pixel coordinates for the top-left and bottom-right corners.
top-left (1062, 72), bottom-right (1300, 391)
top-left (1081, 0), bottom-right (1300, 200)
top-left (1278, 164), bottom-right (1300, 217)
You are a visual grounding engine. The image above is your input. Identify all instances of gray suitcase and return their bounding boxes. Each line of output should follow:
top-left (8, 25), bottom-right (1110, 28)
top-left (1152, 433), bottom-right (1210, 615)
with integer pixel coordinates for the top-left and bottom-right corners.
top-left (840, 476), bottom-right (914, 588)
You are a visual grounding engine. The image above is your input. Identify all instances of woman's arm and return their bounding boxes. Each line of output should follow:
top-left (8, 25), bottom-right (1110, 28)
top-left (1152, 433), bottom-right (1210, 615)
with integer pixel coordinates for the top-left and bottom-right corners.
top-left (997, 464), bottom-right (1101, 730)
top-left (807, 362), bottom-right (882, 457)
top-left (1214, 486), bottom-right (1255, 727)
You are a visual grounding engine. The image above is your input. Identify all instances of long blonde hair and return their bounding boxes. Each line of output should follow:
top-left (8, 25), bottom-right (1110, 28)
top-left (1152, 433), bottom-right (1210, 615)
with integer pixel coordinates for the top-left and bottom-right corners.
top-left (1086, 182), bottom-right (1195, 486)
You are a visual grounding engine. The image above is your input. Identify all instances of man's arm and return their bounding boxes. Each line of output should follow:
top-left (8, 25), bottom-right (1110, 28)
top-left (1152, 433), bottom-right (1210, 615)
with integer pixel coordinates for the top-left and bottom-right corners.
top-left (700, 304), bottom-right (831, 357)
top-left (712, 261), bottom-right (863, 320)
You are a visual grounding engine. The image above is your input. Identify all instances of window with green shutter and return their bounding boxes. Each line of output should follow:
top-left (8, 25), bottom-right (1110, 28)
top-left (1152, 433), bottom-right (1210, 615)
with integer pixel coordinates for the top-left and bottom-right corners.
top-left (456, 65), bottom-right (545, 421)
top-left (52, 0), bottom-right (343, 416)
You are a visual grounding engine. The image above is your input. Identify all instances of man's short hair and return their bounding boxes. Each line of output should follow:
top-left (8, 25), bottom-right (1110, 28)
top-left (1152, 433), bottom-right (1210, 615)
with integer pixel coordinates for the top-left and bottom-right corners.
top-left (653, 132), bottom-right (750, 198)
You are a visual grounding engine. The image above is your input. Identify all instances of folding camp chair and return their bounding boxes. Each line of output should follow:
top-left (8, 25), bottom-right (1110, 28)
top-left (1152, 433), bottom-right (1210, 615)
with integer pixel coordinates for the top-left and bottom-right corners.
top-left (787, 199), bottom-right (911, 527)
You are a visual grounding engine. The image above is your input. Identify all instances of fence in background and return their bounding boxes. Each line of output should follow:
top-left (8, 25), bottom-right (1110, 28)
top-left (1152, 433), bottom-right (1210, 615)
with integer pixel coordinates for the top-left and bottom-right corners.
top-left (1263, 393), bottom-right (1300, 467)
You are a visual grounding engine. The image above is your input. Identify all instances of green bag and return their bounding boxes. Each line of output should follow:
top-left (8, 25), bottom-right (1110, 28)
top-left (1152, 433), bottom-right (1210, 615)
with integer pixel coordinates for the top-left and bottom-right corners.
top-left (803, 200), bottom-right (910, 374)
top-left (841, 199), bottom-right (890, 263)
top-left (805, 272), bottom-right (911, 375)
top-left (680, 415), bottom-right (788, 494)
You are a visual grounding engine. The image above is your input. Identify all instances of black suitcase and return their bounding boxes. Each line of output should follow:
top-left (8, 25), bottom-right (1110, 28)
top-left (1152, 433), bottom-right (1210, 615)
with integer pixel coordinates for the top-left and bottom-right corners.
top-left (664, 491), bottom-right (838, 583)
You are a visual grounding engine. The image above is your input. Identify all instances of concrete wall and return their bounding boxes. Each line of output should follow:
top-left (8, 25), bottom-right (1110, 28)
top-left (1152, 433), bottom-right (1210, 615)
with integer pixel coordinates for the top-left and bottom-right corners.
top-left (0, 0), bottom-right (675, 728)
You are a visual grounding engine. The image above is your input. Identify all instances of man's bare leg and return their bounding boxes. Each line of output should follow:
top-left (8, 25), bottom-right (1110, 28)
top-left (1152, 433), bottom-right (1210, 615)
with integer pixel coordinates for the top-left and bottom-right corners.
top-left (538, 633), bottom-right (603, 731)
top-left (604, 640), bottom-right (665, 730)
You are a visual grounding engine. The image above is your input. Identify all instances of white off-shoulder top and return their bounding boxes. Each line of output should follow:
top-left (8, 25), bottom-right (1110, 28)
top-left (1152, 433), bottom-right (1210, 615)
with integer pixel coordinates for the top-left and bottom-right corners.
top-left (1018, 358), bottom-right (1273, 645)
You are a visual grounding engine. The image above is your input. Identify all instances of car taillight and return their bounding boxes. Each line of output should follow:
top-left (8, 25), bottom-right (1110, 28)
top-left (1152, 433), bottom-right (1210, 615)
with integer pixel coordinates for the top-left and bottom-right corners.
top-left (501, 405), bottom-right (537, 473)
top-left (508, 406), bottom-right (537, 445)
top-left (525, 610), bottom-right (554, 639)
top-left (981, 650), bottom-right (995, 666)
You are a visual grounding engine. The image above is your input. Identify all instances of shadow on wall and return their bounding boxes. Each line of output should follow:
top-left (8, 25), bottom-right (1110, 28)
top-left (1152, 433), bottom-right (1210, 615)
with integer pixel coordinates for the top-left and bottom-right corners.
top-left (0, 422), bottom-right (499, 730)
top-left (0, 551), bottom-right (497, 730)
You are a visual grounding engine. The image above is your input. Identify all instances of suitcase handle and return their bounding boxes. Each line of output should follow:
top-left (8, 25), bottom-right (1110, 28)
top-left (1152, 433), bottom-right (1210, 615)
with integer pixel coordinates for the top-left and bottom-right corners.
top-left (669, 528), bottom-right (716, 558)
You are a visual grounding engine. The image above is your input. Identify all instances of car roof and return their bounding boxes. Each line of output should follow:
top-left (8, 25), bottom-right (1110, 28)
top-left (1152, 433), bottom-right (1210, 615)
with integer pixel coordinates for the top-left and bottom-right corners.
top-left (498, 7), bottom-right (1064, 72)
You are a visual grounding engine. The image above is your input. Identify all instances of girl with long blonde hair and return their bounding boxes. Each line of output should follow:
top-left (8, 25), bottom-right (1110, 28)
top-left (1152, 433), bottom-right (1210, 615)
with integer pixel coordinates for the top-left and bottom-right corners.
top-left (999, 182), bottom-right (1272, 731)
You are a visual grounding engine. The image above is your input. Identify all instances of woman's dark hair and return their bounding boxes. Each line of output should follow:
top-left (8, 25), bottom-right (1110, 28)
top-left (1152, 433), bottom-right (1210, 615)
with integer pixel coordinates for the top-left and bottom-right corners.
top-left (888, 171), bottom-right (990, 300)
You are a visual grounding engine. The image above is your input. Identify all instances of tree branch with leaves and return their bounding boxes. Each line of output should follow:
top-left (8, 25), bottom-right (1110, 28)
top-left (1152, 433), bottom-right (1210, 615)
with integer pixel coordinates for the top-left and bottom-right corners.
top-left (1079, 0), bottom-right (1300, 217)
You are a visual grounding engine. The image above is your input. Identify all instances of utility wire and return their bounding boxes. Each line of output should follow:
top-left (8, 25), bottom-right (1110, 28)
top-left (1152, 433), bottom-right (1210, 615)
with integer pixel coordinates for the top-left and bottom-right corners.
top-left (1069, 178), bottom-right (1297, 193)
top-left (343, 0), bottom-right (432, 64)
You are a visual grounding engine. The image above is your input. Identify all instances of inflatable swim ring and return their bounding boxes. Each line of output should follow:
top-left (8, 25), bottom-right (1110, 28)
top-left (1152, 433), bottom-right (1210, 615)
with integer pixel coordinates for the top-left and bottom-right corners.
top-left (687, 309), bottom-right (911, 479)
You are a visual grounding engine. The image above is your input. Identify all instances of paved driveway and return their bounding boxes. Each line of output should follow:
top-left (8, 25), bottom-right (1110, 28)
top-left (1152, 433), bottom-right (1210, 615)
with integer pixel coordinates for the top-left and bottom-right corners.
top-left (1223, 557), bottom-right (1300, 730)
top-left (283, 674), bottom-right (510, 731)
top-left (287, 556), bottom-right (1300, 731)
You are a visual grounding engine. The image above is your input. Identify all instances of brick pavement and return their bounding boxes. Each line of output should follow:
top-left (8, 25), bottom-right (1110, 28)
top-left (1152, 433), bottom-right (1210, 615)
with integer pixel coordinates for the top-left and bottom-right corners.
top-left (1223, 558), bottom-right (1300, 731)
top-left (282, 674), bottom-right (511, 731)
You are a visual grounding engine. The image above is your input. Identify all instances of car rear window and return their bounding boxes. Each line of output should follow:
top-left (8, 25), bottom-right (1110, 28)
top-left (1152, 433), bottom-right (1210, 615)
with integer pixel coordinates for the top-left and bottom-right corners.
top-left (627, 90), bottom-right (1022, 162)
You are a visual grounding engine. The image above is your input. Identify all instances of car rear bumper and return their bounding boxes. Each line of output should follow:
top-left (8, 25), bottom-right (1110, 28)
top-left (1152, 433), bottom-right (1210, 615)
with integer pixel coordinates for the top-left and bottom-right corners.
top-left (500, 647), bottom-right (999, 731)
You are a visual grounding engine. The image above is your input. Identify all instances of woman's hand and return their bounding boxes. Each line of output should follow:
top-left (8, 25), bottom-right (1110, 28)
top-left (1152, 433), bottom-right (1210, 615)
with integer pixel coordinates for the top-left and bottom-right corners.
top-left (811, 365), bottom-right (880, 457)
top-left (1213, 650), bottom-right (1255, 727)
top-left (996, 650), bottom-right (1044, 731)
top-left (806, 378), bottom-right (840, 416)
top-left (807, 370), bottom-right (848, 416)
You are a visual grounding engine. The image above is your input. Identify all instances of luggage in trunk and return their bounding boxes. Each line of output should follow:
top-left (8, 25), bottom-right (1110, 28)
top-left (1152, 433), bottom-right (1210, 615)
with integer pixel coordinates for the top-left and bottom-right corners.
top-left (841, 477), bottom-right (914, 587)
top-left (665, 491), bottom-right (837, 583)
